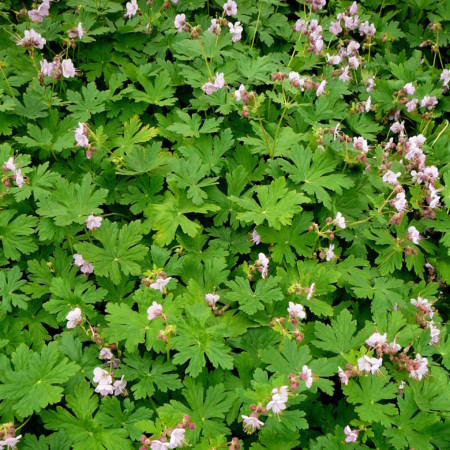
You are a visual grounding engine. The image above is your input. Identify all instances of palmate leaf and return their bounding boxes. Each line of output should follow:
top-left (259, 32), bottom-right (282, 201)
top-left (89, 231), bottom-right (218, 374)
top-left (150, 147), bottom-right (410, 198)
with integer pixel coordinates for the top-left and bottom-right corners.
top-left (0, 266), bottom-right (29, 312)
top-left (145, 186), bottom-right (220, 246)
top-left (230, 177), bottom-right (309, 230)
top-left (226, 276), bottom-right (283, 315)
top-left (121, 354), bottom-right (182, 400)
top-left (157, 378), bottom-right (233, 443)
top-left (129, 73), bottom-right (176, 106)
top-left (74, 220), bottom-right (148, 285)
top-left (36, 173), bottom-right (108, 227)
top-left (278, 146), bottom-right (353, 209)
top-left (171, 304), bottom-right (234, 377)
top-left (0, 342), bottom-right (79, 417)
top-left (66, 82), bottom-right (110, 121)
top-left (41, 382), bottom-right (133, 450)
top-left (342, 375), bottom-right (398, 426)
top-left (0, 210), bottom-right (38, 261)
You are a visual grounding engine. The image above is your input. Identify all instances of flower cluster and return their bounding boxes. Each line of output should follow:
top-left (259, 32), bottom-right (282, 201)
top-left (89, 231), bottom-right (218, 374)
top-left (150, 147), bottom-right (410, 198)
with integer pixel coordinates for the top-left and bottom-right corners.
top-left (74, 122), bottom-right (97, 159)
top-left (250, 252), bottom-right (269, 279)
top-left (140, 416), bottom-right (194, 450)
top-left (17, 29), bottom-right (46, 49)
top-left (28, 0), bottom-right (51, 23)
top-left (92, 367), bottom-right (127, 397)
top-left (2, 157), bottom-right (25, 188)
top-left (411, 296), bottom-right (440, 345)
top-left (40, 57), bottom-right (78, 79)
top-left (0, 423), bottom-right (22, 450)
top-left (142, 271), bottom-right (172, 294)
top-left (73, 253), bottom-right (94, 275)
top-left (202, 72), bottom-right (226, 95)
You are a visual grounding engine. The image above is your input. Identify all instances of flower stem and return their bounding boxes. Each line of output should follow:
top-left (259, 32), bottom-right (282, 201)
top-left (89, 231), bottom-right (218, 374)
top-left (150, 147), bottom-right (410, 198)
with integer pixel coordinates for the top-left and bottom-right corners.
top-left (251, 2), bottom-right (263, 49)
top-left (198, 37), bottom-right (213, 79)
top-left (253, 98), bottom-right (271, 157)
top-left (0, 62), bottom-right (15, 98)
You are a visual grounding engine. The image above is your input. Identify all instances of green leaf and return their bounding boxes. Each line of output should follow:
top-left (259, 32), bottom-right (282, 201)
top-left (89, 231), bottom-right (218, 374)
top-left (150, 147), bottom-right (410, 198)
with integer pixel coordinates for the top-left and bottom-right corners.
top-left (0, 342), bottom-right (79, 417)
top-left (0, 266), bottom-right (30, 312)
top-left (74, 220), bottom-right (148, 284)
top-left (66, 82), bottom-right (110, 121)
top-left (231, 177), bottom-right (309, 230)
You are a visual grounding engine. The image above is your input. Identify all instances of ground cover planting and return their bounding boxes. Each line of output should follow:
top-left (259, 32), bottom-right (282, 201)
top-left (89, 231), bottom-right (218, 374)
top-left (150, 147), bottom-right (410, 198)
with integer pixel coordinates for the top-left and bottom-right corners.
top-left (0, 0), bottom-right (449, 449)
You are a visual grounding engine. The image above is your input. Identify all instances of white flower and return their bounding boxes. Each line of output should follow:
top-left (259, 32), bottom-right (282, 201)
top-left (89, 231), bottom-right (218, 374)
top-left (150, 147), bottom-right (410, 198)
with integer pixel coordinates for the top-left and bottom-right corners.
top-left (407, 226), bottom-right (421, 245)
top-left (353, 136), bottom-right (369, 153)
top-left (440, 68), bottom-right (450, 88)
top-left (288, 302), bottom-right (306, 319)
top-left (73, 254), bottom-right (85, 266)
top-left (13, 169), bottom-right (25, 188)
top-left (387, 339), bottom-right (401, 353)
top-left (307, 283), bottom-right (316, 301)
top-left (95, 383), bottom-right (114, 396)
top-left (234, 84), bottom-right (246, 102)
top-left (113, 376), bottom-right (127, 396)
top-left (366, 77), bottom-right (376, 92)
top-left (349, 1), bottom-right (358, 15)
top-left (125, 0), bottom-right (138, 18)
top-left (316, 80), bottom-right (327, 97)
top-left (301, 365), bottom-right (313, 388)
top-left (0, 435), bottom-right (22, 448)
top-left (3, 157), bottom-right (16, 171)
top-left (66, 307), bottom-right (82, 328)
top-left (429, 323), bottom-right (440, 346)
top-left (326, 244), bottom-right (335, 261)
top-left (406, 99), bottom-right (418, 112)
top-left (169, 428), bottom-right (185, 448)
top-left (150, 441), bottom-right (171, 450)
top-left (99, 348), bottom-right (113, 360)
top-left (86, 214), bottom-right (102, 230)
top-left (420, 95), bottom-right (438, 110)
top-left (266, 392), bottom-right (287, 415)
top-left (357, 355), bottom-right (383, 374)
top-left (382, 170), bottom-right (401, 186)
top-left (214, 72), bottom-right (225, 89)
top-left (147, 301), bottom-right (163, 320)
top-left (393, 192), bottom-right (407, 212)
top-left (257, 252), bottom-right (269, 279)
top-left (205, 293), bottom-right (220, 307)
top-left (93, 367), bottom-right (112, 385)
top-left (61, 59), bottom-right (76, 78)
top-left (390, 121), bottom-right (405, 135)
top-left (242, 414), bottom-right (264, 433)
top-left (228, 21), bottom-right (243, 42)
top-left (365, 96), bottom-right (372, 112)
top-left (334, 212), bottom-right (346, 229)
top-left (365, 332), bottom-right (387, 347)
top-left (202, 82), bottom-right (218, 95)
top-left (150, 277), bottom-right (172, 293)
top-left (409, 354), bottom-right (428, 380)
top-left (251, 228), bottom-right (261, 244)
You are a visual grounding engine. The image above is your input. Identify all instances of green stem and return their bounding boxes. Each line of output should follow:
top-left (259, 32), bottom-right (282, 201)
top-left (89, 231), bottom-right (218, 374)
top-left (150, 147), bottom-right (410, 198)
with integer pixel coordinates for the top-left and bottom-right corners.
top-left (198, 37), bottom-right (213, 78)
top-left (253, 99), bottom-right (271, 157)
top-left (251, 2), bottom-right (263, 49)
top-left (0, 63), bottom-right (15, 98)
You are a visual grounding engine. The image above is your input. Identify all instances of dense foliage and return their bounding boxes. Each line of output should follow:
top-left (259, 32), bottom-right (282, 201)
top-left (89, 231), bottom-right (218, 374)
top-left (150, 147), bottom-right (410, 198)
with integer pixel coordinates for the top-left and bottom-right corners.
top-left (0, 0), bottom-right (449, 449)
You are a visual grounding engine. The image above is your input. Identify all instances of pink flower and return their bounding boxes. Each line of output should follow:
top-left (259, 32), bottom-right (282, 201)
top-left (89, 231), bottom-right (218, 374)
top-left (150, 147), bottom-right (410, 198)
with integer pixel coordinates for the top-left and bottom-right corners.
top-left (349, 1), bottom-right (358, 15)
top-left (147, 301), bottom-right (163, 320)
top-left (66, 307), bottom-right (82, 328)
top-left (229, 21), bottom-right (243, 42)
top-left (411, 296), bottom-right (433, 316)
top-left (387, 339), bottom-right (401, 353)
top-left (0, 435), bottom-right (23, 448)
top-left (311, 0), bottom-right (326, 11)
top-left (13, 169), bottom-right (25, 188)
top-left (289, 71), bottom-right (305, 89)
top-left (234, 84), bottom-right (247, 101)
top-left (329, 21), bottom-right (342, 36)
top-left (266, 386), bottom-right (288, 415)
top-left (353, 137), bottom-right (369, 153)
top-left (113, 376), bottom-right (127, 395)
top-left (326, 53), bottom-right (342, 65)
top-left (202, 82), bottom-right (218, 95)
top-left (348, 56), bottom-right (359, 69)
top-left (75, 122), bottom-right (89, 148)
top-left (61, 59), bottom-right (76, 78)
top-left (251, 228), bottom-right (261, 244)
top-left (420, 96), bottom-right (438, 110)
top-left (344, 426), bottom-right (359, 443)
top-left (406, 98), bottom-right (418, 112)
top-left (95, 383), bottom-right (114, 396)
top-left (403, 83), bottom-right (415, 95)
top-left (359, 21), bottom-right (376, 37)
top-left (316, 80), bottom-right (327, 96)
top-left (68, 22), bottom-right (84, 39)
top-left (357, 355), bottom-right (383, 374)
top-left (3, 157), bottom-right (16, 171)
top-left (40, 58), bottom-right (54, 76)
top-left (429, 323), bottom-right (440, 346)
top-left (365, 96), bottom-right (372, 112)
top-left (28, 0), bottom-right (50, 23)
top-left (347, 40), bottom-right (360, 54)
top-left (125, 0), bottom-right (138, 18)
top-left (294, 19), bottom-right (308, 33)
top-left (169, 428), bottom-right (185, 448)
top-left (242, 414), bottom-right (264, 433)
top-left (150, 441), bottom-right (171, 450)
top-left (93, 367), bottom-right (112, 385)
top-left (150, 277), bottom-right (172, 293)
top-left (17, 29), bottom-right (46, 49)
top-left (99, 348), bottom-right (113, 360)
top-left (257, 252), bottom-right (269, 278)
top-left (205, 293), bottom-right (220, 307)
top-left (223, 0), bottom-right (238, 16)
top-left (339, 66), bottom-right (351, 82)
top-left (407, 226), bottom-right (420, 244)
top-left (300, 365), bottom-right (313, 388)
top-left (440, 68), bottom-right (450, 89)
top-left (73, 253), bottom-right (94, 274)
top-left (208, 19), bottom-right (221, 35)
top-left (338, 367), bottom-right (349, 385)
top-left (365, 332), bottom-right (387, 347)
top-left (428, 186), bottom-right (441, 209)
top-left (214, 72), bottom-right (226, 89)
top-left (382, 170), bottom-right (401, 186)
top-left (344, 15), bottom-right (359, 30)
top-left (409, 354), bottom-right (428, 380)
top-left (174, 14), bottom-right (186, 32)
top-left (73, 254), bottom-right (85, 266)
top-left (288, 302), bottom-right (306, 319)
top-left (86, 214), bottom-right (102, 230)
top-left (366, 77), bottom-right (376, 92)
top-left (392, 192), bottom-right (407, 212)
